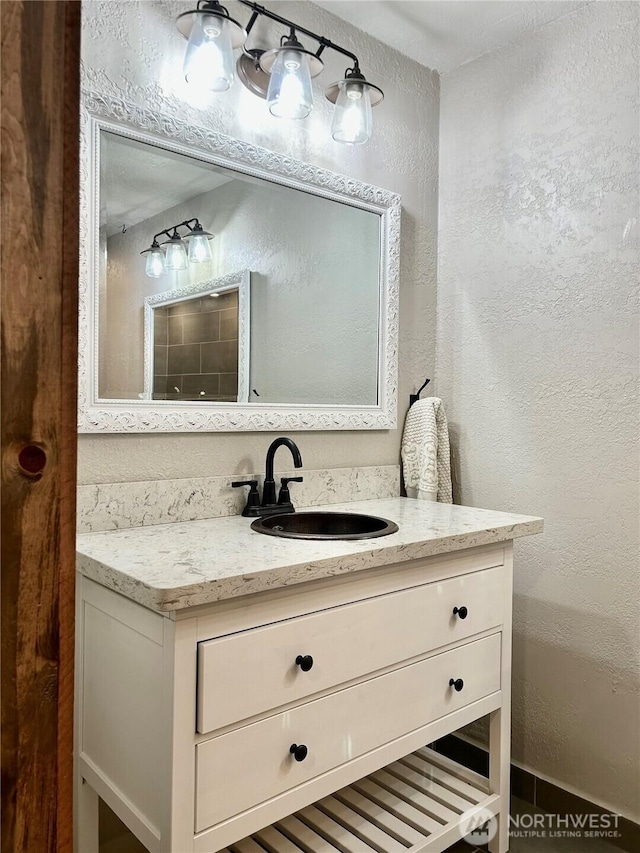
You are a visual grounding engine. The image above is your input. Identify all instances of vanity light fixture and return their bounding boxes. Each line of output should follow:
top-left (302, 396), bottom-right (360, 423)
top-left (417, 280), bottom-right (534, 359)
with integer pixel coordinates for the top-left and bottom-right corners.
top-left (175, 0), bottom-right (384, 142)
top-left (261, 30), bottom-right (323, 119)
top-left (177, 1), bottom-right (247, 92)
top-left (140, 218), bottom-right (214, 277)
top-left (326, 66), bottom-right (383, 145)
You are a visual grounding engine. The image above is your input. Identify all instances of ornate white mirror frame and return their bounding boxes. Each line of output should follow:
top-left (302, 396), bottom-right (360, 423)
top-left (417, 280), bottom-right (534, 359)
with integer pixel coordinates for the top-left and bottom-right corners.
top-left (78, 91), bottom-right (400, 432)
top-left (142, 270), bottom-right (251, 403)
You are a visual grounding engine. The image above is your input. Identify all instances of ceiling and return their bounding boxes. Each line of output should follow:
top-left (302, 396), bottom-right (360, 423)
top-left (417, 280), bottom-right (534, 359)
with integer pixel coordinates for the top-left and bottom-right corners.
top-left (102, 133), bottom-right (233, 237)
top-left (313, 0), bottom-right (591, 73)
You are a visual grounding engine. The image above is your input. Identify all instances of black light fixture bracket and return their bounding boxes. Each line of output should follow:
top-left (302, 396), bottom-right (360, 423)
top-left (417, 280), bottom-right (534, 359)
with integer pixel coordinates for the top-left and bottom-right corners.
top-left (176, 1), bottom-right (247, 43)
top-left (193, 0), bottom-right (233, 18)
top-left (152, 218), bottom-right (203, 245)
top-left (236, 0), bottom-right (360, 68)
top-left (140, 218), bottom-right (213, 259)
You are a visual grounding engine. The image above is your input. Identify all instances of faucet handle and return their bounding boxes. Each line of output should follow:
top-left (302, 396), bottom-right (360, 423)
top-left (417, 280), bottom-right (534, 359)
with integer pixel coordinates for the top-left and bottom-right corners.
top-left (278, 476), bottom-right (303, 507)
top-left (231, 480), bottom-right (261, 516)
top-left (231, 479), bottom-right (258, 489)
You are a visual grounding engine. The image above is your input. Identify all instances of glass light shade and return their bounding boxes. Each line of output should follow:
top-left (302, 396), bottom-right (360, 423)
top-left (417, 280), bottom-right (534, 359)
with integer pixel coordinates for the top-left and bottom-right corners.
top-left (144, 247), bottom-right (165, 278)
top-left (188, 232), bottom-right (213, 263)
top-left (183, 12), bottom-right (235, 92)
top-left (267, 48), bottom-right (313, 119)
top-left (331, 79), bottom-right (373, 144)
top-left (164, 239), bottom-right (188, 271)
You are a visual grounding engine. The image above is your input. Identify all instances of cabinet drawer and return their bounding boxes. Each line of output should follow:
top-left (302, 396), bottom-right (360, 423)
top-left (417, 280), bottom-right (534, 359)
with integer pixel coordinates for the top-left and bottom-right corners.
top-left (195, 632), bottom-right (501, 832)
top-left (197, 565), bottom-right (504, 733)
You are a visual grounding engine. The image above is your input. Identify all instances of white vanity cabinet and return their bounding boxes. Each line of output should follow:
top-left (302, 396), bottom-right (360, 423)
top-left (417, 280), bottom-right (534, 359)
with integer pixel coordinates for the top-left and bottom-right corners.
top-left (75, 540), bottom-right (516, 853)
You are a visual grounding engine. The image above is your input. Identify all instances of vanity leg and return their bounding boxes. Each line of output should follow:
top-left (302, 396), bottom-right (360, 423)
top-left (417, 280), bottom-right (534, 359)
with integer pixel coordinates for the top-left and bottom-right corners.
top-left (76, 777), bottom-right (100, 853)
top-left (489, 706), bottom-right (511, 853)
top-left (489, 544), bottom-right (513, 853)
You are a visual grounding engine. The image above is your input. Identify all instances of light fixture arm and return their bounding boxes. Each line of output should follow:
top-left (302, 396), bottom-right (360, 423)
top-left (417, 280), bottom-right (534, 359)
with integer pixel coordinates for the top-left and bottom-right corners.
top-left (245, 9), bottom-right (259, 34)
top-left (236, 0), bottom-right (360, 67)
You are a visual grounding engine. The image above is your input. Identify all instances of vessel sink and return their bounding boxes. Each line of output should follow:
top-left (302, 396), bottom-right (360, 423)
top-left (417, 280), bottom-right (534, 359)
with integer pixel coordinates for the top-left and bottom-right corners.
top-left (250, 511), bottom-right (399, 541)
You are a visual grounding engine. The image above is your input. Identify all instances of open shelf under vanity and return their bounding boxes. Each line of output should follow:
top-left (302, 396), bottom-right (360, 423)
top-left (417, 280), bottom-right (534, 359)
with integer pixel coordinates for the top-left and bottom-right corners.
top-left (218, 747), bottom-right (497, 853)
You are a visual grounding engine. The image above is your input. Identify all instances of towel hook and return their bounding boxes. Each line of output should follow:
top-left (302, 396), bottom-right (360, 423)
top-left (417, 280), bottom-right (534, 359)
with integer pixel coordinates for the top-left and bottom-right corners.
top-left (409, 377), bottom-right (430, 407)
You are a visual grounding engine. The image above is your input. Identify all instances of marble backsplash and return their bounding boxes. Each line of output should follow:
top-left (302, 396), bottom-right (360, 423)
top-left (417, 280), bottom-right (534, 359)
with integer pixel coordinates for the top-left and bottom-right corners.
top-left (77, 465), bottom-right (401, 533)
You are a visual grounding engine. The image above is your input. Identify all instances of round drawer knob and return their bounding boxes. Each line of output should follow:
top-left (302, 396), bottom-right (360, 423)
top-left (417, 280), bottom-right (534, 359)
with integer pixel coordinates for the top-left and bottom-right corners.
top-left (290, 743), bottom-right (308, 762)
top-left (453, 606), bottom-right (468, 619)
top-left (449, 677), bottom-right (464, 692)
top-left (295, 654), bottom-right (314, 672)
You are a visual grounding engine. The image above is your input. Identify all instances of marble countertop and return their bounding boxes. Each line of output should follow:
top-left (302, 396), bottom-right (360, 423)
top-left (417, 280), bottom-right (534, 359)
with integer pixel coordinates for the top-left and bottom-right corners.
top-left (76, 497), bottom-right (542, 613)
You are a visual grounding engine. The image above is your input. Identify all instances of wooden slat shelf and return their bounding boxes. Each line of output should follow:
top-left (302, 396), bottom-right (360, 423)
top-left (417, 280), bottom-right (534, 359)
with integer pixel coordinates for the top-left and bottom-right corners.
top-left (220, 747), bottom-right (500, 853)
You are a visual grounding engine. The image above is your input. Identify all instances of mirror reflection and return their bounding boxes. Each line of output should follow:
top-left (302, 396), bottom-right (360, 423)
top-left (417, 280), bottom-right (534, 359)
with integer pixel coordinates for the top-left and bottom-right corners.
top-left (151, 291), bottom-right (239, 402)
top-left (145, 275), bottom-right (250, 403)
top-left (98, 131), bottom-right (382, 406)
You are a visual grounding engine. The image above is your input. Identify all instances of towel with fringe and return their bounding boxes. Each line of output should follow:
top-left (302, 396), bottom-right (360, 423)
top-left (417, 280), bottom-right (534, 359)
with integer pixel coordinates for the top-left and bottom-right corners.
top-left (401, 397), bottom-right (452, 502)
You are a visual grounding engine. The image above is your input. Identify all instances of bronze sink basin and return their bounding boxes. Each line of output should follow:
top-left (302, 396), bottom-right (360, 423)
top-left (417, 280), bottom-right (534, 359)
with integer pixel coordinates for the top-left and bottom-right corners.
top-left (250, 511), bottom-right (399, 541)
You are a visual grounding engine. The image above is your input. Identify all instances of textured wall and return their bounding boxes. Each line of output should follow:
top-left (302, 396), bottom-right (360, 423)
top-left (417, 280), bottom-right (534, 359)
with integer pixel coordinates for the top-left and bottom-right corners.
top-left (436, 1), bottom-right (639, 821)
top-left (79, 0), bottom-right (439, 484)
top-left (103, 177), bottom-right (379, 403)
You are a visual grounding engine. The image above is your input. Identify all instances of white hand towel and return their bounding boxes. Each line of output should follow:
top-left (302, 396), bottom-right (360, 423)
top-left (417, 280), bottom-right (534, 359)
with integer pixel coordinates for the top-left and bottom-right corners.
top-left (401, 397), bottom-right (452, 503)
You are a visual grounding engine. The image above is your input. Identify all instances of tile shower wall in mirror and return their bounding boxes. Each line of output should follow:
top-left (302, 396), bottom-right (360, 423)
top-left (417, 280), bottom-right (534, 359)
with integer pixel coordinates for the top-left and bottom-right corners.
top-left (100, 131), bottom-right (381, 406)
top-left (152, 290), bottom-right (239, 401)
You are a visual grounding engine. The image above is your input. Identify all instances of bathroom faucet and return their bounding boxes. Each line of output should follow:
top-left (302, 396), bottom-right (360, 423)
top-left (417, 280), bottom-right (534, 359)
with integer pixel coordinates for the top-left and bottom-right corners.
top-left (232, 436), bottom-right (303, 517)
top-left (263, 437), bottom-right (303, 510)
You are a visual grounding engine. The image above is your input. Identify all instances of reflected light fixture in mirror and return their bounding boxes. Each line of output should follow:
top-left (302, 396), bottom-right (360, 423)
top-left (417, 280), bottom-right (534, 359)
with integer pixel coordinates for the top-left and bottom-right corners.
top-left (140, 218), bottom-right (215, 278)
top-left (164, 231), bottom-right (189, 271)
top-left (175, 0), bottom-right (384, 143)
top-left (188, 222), bottom-right (215, 263)
top-left (141, 239), bottom-right (165, 278)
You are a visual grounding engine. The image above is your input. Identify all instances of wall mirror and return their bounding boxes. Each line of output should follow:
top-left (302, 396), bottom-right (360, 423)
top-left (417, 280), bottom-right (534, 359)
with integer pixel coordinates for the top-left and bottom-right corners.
top-left (79, 92), bottom-right (400, 432)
